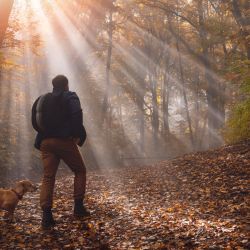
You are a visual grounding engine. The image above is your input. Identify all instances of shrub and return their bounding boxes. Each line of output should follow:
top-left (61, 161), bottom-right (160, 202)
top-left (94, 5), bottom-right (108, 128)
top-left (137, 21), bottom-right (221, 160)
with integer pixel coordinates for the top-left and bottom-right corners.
top-left (224, 98), bottom-right (250, 143)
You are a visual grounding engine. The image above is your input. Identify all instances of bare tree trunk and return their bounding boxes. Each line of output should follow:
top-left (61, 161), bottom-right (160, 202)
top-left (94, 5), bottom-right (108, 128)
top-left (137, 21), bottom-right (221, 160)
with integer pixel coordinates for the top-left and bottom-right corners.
top-left (175, 1), bottom-right (194, 148)
top-left (199, 114), bottom-right (208, 149)
top-left (0, 0), bottom-right (14, 47)
top-left (162, 70), bottom-right (171, 138)
top-left (138, 93), bottom-right (145, 152)
top-left (150, 71), bottom-right (159, 144)
top-left (194, 72), bottom-right (200, 149)
top-left (102, 9), bottom-right (113, 138)
top-left (145, 36), bottom-right (159, 146)
top-left (177, 42), bottom-right (194, 148)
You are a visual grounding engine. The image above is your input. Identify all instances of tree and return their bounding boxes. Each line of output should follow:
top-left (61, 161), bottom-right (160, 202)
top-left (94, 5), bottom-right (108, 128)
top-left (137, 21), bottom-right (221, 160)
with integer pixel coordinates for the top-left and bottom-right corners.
top-left (229, 0), bottom-right (250, 59)
top-left (0, 0), bottom-right (14, 47)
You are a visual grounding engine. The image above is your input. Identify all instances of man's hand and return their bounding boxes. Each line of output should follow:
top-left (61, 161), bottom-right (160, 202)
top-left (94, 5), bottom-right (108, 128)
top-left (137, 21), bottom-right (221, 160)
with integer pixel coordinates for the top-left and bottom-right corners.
top-left (73, 137), bottom-right (81, 145)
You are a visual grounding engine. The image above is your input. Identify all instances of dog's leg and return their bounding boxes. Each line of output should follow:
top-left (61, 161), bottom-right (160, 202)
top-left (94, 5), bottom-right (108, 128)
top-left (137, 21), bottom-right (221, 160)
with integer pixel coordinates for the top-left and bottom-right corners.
top-left (8, 210), bottom-right (14, 222)
top-left (2, 210), bottom-right (8, 221)
top-left (4, 208), bottom-right (15, 223)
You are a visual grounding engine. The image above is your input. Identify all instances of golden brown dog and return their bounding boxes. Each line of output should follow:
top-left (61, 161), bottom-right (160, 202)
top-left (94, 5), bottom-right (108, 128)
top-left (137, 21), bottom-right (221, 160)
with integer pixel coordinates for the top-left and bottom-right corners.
top-left (0, 180), bottom-right (37, 221)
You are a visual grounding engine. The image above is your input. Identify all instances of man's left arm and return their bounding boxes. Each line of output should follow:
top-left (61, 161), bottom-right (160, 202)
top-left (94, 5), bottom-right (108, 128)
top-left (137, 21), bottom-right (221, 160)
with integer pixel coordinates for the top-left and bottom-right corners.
top-left (68, 92), bottom-right (87, 146)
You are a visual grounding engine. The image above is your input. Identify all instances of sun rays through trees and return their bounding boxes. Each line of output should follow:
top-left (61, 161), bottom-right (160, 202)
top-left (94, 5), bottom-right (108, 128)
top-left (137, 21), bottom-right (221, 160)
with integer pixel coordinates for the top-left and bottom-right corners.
top-left (0, 0), bottom-right (249, 180)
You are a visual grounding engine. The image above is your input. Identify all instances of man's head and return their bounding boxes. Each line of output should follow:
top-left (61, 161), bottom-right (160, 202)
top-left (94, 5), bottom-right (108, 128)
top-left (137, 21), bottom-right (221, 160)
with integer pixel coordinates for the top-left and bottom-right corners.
top-left (52, 75), bottom-right (69, 91)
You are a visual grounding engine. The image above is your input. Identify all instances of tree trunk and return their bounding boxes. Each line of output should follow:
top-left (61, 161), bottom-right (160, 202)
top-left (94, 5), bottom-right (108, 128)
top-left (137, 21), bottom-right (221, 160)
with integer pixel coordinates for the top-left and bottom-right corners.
top-left (197, 0), bottom-right (225, 148)
top-left (102, 9), bottom-right (113, 137)
top-left (138, 93), bottom-right (145, 152)
top-left (162, 69), bottom-right (171, 139)
top-left (150, 71), bottom-right (159, 144)
top-left (177, 42), bottom-right (194, 148)
top-left (175, 1), bottom-right (194, 148)
top-left (0, 0), bottom-right (14, 47)
top-left (194, 72), bottom-right (200, 149)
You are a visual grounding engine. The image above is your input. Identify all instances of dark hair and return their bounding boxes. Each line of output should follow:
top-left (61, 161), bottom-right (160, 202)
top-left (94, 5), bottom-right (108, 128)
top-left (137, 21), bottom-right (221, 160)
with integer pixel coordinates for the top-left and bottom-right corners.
top-left (52, 75), bottom-right (68, 89)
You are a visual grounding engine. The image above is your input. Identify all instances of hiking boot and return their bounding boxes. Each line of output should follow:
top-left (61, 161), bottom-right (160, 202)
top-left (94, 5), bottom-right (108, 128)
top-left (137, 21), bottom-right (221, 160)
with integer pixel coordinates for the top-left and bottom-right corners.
top-left (41, 208), bottom-right (56, 229)
top-left (74, 199), bottom-right (90, 217)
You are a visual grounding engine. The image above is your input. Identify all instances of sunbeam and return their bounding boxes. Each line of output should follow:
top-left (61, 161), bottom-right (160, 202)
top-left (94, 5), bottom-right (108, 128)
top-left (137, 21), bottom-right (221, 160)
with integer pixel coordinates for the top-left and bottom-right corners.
top-left (0, 1), bottom-right (248, 249)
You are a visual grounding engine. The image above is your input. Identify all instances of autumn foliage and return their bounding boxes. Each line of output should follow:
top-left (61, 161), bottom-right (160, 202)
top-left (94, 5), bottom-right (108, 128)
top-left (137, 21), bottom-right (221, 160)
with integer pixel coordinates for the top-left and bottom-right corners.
top-left (1, 140), bottom-right (249, 249)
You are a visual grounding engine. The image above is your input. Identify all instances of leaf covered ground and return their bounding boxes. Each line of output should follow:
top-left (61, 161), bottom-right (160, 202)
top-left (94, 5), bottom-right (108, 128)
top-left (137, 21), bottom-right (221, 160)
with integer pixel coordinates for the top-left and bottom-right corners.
top-left (0, 140), bottom-right (249, 249)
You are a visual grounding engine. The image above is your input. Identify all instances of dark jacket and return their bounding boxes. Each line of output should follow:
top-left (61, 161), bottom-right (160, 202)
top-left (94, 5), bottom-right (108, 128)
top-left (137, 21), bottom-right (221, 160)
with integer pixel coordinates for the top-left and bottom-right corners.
top-left (34, 89), bottom-right (86, 150)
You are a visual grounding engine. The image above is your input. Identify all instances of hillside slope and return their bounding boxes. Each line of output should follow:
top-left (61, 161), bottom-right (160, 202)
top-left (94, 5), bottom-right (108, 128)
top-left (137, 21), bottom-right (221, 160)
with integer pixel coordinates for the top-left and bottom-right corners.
top-left (0, 140), bottom-right (249, 249)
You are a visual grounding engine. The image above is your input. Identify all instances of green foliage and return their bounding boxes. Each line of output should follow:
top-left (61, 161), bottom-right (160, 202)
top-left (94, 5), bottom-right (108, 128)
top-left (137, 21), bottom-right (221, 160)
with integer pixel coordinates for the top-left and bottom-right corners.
top-left (224, 58), bottom-right (250, 143)
top-left (224, 98), bottom-right (250, 143)
top-left (227, 60), bottom-right (250, 85)
top-left (242, 81), bottom-right (250, 94)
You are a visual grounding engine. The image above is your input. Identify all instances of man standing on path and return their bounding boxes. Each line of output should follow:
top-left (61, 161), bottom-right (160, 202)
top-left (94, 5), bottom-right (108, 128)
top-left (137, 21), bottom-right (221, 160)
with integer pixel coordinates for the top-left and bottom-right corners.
top-left (32, 75), bottom-right (90, 229)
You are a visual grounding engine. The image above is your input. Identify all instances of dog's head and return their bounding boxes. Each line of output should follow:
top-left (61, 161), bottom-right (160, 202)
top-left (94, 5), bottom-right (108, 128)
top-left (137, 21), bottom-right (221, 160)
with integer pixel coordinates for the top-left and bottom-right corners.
top-left (16, 180), bottom-right (38, 193)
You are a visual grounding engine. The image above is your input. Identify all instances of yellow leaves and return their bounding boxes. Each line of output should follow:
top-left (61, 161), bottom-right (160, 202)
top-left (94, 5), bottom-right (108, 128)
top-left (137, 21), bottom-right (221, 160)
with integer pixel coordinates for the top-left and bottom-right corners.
top-left (219, 188), bottom-right (228, 193)
top-left (139, 3), bottom-right (144, 9)
top-left (1, 139), bottom-right (249, 249)
top-left (17, 243), bottom-right (26, 248)
top-left (166, 207), bottom-right (174, 213)
top-left (103, 191), bottom-right (110, 198)
top-left (166, 203), bottom-right (184, 213)
top-left (1, 58), bottom-right (18, 70)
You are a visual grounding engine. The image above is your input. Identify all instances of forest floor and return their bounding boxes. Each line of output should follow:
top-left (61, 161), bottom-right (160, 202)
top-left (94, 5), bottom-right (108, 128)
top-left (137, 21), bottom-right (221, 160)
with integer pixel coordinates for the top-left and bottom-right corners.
top-left (0, 140), bottom-right (249, 250)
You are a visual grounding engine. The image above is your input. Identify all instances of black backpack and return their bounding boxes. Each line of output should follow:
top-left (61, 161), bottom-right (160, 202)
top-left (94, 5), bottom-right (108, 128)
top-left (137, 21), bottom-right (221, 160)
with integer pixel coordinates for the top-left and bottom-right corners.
top-left (32, 92), bottom-right (68, 133)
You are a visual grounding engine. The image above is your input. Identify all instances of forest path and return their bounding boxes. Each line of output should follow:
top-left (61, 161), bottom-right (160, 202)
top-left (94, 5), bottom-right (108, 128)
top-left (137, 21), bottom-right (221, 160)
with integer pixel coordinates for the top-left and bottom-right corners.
top-left (0, 140), bottom-right (249, 249)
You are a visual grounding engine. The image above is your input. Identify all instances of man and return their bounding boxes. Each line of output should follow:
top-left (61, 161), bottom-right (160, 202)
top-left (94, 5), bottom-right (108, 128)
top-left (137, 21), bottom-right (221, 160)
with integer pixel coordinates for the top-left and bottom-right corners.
top-left (32, 75), bottom-right (90, 229)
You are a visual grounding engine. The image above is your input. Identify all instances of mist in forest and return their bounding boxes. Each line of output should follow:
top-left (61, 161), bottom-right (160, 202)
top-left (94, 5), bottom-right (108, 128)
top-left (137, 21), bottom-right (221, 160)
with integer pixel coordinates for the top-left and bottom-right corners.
top-left (0, 0), bottom-right (248, 184)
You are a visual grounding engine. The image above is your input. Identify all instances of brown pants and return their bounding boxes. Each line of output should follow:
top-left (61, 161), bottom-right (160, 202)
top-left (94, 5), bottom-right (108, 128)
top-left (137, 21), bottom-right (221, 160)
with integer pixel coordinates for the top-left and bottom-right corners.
top-left (40, 138), bottom-right (86, 209)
